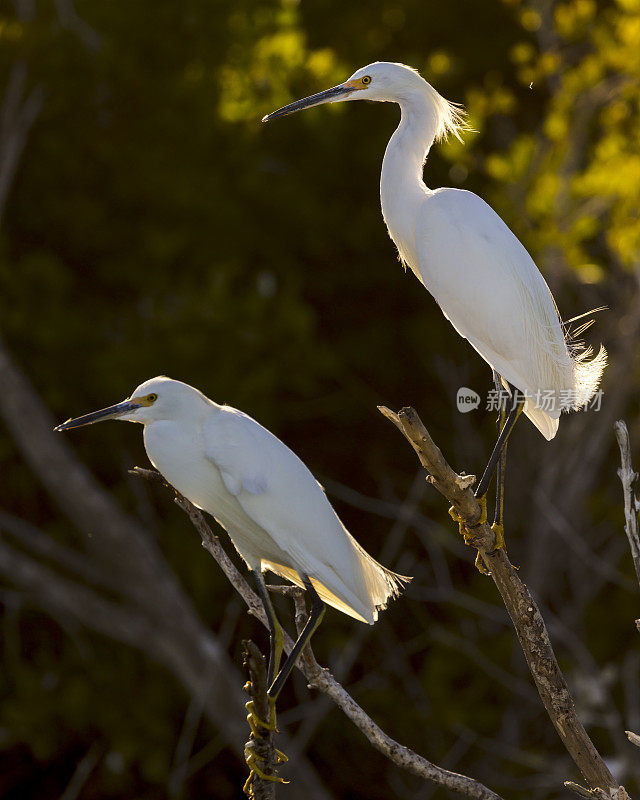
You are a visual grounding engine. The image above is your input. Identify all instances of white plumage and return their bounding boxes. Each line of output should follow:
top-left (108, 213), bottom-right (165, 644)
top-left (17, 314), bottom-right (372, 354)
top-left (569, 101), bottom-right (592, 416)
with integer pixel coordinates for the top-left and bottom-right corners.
top-left (56, 376), bottom-right (408, 624)
top-left (263, 61), bottom-right (606, 440)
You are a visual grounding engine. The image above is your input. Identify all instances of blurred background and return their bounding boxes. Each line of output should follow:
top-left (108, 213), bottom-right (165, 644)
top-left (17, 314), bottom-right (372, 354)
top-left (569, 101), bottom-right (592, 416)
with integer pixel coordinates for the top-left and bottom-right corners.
top-left (1, 0), bottom-right (639, 798)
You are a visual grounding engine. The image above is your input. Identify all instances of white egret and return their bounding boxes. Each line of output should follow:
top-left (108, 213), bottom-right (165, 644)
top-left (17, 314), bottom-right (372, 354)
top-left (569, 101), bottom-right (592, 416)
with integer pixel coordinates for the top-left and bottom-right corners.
top-left (55, 376), bottom-right (409, 773)
top-left (263, 62), bottom-right (606, 554)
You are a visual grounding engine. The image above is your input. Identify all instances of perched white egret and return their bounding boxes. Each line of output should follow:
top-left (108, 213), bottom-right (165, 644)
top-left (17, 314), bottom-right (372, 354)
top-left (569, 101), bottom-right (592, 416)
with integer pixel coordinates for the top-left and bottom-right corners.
top-left (263, 61), bottom-right (606, 549)
top-left (55, 377), bottom-right (408, 732)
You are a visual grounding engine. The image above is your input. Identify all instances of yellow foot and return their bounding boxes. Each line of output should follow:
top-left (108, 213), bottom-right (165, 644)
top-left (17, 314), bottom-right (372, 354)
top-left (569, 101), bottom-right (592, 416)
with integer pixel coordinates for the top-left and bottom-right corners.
top-left (489, 522), bottom-right (519, 569)
top-left (490, 522), bottom-right (505, 554)
top-left (474, 494), bottom-right (488, 525)
top-left (245, 699), bottom-right (278, 737)
top-left (474, 550), bottom-right (490, 575)
top-left (449, 496), bottom-right (487, 546)
top-left (243, 747), bottom-right (289, 796)
top-left (450, 495), bottom-right (488, 573)
top-left (448, 505), bottom-right (468, 542)
top-left (475, 522), bottom-right (508, 575)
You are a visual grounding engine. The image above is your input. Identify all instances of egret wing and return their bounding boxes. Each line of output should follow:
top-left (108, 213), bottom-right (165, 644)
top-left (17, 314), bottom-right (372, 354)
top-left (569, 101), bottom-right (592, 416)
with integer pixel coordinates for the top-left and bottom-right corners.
top-left (415, 189), bottom-right (573, 437)
top-left (203, 406), bottom-right (405, 622)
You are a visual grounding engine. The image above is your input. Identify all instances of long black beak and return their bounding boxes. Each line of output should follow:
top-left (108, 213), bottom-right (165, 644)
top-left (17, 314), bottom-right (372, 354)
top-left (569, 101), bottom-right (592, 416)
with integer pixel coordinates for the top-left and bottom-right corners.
top-left (262, 83), bottom-right (356, 122)
top-left (54, 400), bottom-right (141, 431)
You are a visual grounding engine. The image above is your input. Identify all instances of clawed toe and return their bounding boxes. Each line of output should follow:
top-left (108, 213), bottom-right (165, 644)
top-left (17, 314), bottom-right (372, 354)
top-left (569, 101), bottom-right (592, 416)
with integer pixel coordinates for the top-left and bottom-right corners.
top-left (474, 522), bottom-right (508, 574)
top-left (490, 522), bottom-right (505, 553)
top-left (243, 745), bottom-right (289, 796)
top-left (245, 699), bottom-right (278, 736)
top-left (450, 496), bottom-right (487, 549)
top-left (474, 550), bottom-right (490, 574)
top-left (449, 496), bottom-right (502, 574)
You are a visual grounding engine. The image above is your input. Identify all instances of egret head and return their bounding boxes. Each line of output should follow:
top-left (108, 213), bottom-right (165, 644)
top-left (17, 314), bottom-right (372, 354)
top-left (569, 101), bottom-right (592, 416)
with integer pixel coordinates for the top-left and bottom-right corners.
top-left (54, 376), bottom-right (209, 431)
top-left (262, 62), bottom-right (431, 121)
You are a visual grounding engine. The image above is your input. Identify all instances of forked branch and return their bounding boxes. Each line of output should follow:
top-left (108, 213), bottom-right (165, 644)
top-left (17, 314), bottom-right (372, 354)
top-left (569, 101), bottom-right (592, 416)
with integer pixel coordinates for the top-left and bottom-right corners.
top-left (131, 467), bottom-right (503, 800)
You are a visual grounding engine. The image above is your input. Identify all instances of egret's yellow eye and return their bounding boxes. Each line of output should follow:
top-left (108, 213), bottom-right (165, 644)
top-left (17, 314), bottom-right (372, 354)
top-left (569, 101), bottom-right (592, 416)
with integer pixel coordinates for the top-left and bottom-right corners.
top-left (147, 393), bottom-right (158, 402)
top-left (362, 76), bottom-right (372, 85)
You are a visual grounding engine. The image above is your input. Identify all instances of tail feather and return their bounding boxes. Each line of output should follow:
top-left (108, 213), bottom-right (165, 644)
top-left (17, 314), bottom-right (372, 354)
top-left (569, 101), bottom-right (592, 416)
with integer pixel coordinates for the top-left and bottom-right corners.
top-left (570, 343), bottom-right (607, 410)
top-left (345, 530), bottom-right (411, 616)
top-left (519, 336), bottom-right (606, 438)
top-left (510, 263), bottom-right (607, 413)
top-left (262, 530), bottom-right (411, 625)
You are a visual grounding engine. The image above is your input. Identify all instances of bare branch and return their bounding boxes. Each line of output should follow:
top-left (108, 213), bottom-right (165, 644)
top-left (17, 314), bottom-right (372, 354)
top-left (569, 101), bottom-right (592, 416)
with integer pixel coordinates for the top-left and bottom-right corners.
top-left (168, 694), bottom-right (206, 800)
top-left (614, 420), bottom-right (640, 588)
top-left (132, 467), bottom-right (505, 800)
top-left (306, 665), bottom-right (501, 800)
top-left (0, 511), bottom-right (129, 596)
top-left (59, 743), bottom-right (103, 800)
top-left (565, 784), bottom-right (632, 800)
top-left (627, 731), bottom-right (640, 749)
top-left (51, 0), bottom-right (102, 50)
top-left (564, 780), bottom-right (599, 798)
top-left (0, 61), bottom-right (44, 221)
top-left (378, 405), bottom-right (625, 796)
top-left (429, 624), bottom-right (538, 703)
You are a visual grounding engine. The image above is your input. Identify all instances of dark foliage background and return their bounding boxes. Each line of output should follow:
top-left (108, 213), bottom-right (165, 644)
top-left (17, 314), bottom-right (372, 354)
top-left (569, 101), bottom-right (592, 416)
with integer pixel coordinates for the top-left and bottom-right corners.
top-left (1, 0), bottom-right (639, 798)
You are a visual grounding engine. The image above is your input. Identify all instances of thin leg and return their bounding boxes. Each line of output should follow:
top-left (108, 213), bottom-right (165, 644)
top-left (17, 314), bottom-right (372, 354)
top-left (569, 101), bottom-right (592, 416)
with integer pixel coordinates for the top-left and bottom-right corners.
top-left (488, 376), bottom-right (509, 562)
top-left (493, 372), bottom-right (508, 529)
top-left (268, 575), bottom-right (325, 700)
top-left (494, 438), bottom-right (508, 528)
top-left (475, 383), bottom-right (524, 500)
top-left (253, 570), bottom-right (284, 686)
top-left (471, 373), bottom-right (507, 571)
top-left (451, 374), bottom-right (520, 572)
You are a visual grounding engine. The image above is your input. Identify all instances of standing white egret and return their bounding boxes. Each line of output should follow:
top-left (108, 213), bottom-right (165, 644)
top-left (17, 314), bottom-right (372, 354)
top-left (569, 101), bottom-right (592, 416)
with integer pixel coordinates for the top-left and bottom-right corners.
top-left (55, 376), bottom-right (409, 780)
top-left (262, 62), bottom-right (606, 555)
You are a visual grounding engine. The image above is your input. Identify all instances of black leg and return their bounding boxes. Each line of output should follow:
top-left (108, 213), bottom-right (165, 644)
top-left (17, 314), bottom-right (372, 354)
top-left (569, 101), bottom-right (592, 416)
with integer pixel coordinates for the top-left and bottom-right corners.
top-left (475, 381), bottom-right (523, 500)
top-left (494, 436), bottom-right (508, 527)
top-left (493, 372), bottom-right (508, 527)
top-left (253, 570), bottom-right (284, 687)
top-left (268, 575), bottom-right (325, 701)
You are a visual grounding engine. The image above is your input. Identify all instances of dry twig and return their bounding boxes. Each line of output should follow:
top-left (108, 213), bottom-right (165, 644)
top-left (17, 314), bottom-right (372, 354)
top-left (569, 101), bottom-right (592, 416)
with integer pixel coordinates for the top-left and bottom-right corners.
top-left (614, 420), bottom-right (640, 589)
top-left (627, 731), bottom-right (640, 749)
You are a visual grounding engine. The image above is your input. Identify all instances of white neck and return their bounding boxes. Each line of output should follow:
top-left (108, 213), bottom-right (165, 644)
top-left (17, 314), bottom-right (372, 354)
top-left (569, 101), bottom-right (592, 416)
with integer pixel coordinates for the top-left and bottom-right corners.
top-left (380, 89), bottom-right (441, 269)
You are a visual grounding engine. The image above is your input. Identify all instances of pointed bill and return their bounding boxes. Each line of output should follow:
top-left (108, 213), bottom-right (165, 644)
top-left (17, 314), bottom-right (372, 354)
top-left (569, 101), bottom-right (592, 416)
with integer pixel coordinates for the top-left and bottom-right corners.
top-left (54, 400), bottom-right (141, 431)
top-left (262, 82), bottom-right (359, 122)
